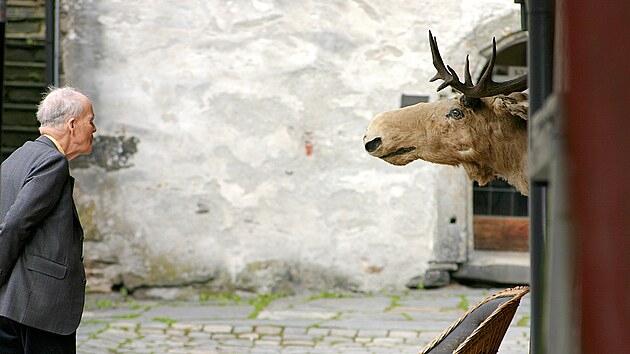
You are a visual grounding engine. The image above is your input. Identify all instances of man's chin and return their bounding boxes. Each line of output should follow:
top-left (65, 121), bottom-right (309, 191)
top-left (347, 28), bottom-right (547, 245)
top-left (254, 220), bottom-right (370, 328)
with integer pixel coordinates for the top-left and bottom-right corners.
top-left (83, 145), bottom-right (94, 155)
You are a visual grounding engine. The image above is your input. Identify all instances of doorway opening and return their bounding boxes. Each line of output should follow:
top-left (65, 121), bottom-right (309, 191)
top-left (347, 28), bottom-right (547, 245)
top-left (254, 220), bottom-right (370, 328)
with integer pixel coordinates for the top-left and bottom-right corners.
top-left (473, 38), bottom-right (529, 253)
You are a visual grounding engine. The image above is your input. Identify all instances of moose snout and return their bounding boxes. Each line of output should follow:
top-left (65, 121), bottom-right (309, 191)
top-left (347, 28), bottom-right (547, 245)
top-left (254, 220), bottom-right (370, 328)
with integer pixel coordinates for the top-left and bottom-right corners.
top-left (364, 137), bottom-right (382, 153)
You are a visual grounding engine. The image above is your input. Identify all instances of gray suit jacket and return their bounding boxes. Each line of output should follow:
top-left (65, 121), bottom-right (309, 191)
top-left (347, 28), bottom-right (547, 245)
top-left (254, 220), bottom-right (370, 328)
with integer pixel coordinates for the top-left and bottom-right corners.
top-left (0, 136), bottom-right (86, 335)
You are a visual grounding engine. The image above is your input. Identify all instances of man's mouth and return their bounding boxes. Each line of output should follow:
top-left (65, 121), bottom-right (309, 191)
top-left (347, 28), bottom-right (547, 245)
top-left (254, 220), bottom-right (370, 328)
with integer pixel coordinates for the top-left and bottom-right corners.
top-left (380, 147), bottom-right (416, 159)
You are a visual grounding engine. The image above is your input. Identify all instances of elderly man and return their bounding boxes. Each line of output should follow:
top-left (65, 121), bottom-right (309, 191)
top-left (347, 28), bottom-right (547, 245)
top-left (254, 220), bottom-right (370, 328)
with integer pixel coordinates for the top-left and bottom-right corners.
top-left (0, 86), bottom-right (96, 353)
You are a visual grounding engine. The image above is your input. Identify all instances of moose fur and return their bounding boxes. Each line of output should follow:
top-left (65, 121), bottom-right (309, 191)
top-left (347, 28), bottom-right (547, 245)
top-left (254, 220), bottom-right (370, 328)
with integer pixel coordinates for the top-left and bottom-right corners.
top-left (363, 31), bottom-right (530, 195)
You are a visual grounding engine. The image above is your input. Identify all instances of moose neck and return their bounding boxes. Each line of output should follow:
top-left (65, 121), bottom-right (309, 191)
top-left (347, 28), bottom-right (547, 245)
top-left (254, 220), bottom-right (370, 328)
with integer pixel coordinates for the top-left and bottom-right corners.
top-left (492, 144), bottom-right (529, 196)
top-left (462, 119), bottom-right (529, 196)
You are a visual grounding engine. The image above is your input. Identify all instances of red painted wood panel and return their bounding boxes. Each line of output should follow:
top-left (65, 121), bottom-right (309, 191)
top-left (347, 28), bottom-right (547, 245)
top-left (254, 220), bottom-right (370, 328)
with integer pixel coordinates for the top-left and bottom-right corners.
top-left (564, 0), bottom-right (630, 351)
top-left (474, 216), bottom-right (529, 252)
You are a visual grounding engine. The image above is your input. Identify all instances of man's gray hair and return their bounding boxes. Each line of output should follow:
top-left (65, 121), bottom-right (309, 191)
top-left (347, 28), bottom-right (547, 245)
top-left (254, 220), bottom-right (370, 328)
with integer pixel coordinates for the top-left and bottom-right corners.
top-left (36, 86), bottom-right (89, 127)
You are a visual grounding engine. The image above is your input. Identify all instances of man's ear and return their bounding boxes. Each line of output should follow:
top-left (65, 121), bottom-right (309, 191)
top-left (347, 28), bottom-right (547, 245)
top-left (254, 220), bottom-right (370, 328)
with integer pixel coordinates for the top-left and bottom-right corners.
top-left (67, 117), bottom-right (77, 133)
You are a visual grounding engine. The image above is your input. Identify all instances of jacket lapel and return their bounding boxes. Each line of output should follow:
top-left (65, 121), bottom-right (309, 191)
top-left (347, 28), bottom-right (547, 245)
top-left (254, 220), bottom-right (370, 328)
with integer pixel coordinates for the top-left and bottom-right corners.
top-left (69, 176), bottom-right (79, 219)
top-left (69, 176), bottom-right (85, 241)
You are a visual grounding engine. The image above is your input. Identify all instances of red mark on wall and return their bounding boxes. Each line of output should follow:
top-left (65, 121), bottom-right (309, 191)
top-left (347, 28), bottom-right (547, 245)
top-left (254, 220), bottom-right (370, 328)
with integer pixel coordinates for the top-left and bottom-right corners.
top-left (304, 131), bottom-right (313, 156)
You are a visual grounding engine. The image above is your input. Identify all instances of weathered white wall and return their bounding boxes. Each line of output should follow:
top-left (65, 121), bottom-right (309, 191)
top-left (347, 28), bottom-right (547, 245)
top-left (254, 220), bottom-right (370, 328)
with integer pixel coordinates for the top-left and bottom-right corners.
top-left (61, 0), bottom-right (522, 295)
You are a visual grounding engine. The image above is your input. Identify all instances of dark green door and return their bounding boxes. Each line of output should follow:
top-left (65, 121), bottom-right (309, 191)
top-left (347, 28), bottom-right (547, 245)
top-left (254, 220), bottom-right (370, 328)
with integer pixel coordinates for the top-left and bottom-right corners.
top-left (2, 1), bottom-right (49, 160)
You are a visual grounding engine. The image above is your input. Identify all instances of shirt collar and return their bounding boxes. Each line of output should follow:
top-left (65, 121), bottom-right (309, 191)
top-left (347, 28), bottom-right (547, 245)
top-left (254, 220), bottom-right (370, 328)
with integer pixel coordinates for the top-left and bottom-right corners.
top-left (42, 134), bottom-right (66, 155)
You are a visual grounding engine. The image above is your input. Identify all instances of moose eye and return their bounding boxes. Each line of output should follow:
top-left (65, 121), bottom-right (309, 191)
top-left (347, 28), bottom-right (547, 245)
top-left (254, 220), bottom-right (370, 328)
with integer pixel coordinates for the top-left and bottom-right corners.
top-left (447, 107), bottom-right (464, 120)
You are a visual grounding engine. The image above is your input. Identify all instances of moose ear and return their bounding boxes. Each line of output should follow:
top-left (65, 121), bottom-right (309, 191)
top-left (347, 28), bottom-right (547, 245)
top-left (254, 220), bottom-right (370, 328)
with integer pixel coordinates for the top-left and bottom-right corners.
top-left (492, 92), bottom-right (528, 121)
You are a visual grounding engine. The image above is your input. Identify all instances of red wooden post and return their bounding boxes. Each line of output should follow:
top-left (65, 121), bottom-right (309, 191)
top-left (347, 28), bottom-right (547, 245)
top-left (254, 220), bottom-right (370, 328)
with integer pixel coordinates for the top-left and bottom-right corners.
top-left (564, 0), bottom-right (630, 352)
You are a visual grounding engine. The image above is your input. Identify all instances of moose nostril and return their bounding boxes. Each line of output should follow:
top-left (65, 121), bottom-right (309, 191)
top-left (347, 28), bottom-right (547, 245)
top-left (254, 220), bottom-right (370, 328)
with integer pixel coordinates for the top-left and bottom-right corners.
top-left (365, 137), bottom-right (382, 153)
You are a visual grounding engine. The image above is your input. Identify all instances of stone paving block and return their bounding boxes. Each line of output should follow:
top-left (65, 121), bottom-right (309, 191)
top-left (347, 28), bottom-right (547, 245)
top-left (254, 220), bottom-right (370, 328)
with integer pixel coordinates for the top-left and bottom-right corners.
top-left (311, 346), bottom-right (342, 353)
top-left (203, 324), bottom-right (233, 333)
top-left (254, 339), bottom-right (282, 346)
top-left (399, 297), bottom-right (462, 310)
top-left (255, 325), bottom-right (283, 335)
top-left (160, 341), bottom-right (187, 348)
top-left (321, 335), bottom-right (353, 344)
top-left (172, 322), bottom-right (203, 331)
top-left (418, 330), bottom-right (441, 340)
top-left (218, 339), bottom-right (254, 347)
top-left (109, 321), bottom-right (138, 329)
top-left (249, 348), bottom-right (278, 353)
top-left (281, 348), bottom-right (316, 354)
top-left (80, 338), bottom-right (118, 348)
top-left (389, 330), bottom-right (418, 338)
top-left (217, 346), bottom-right (251, 353)
top-left (307, 327), bottom-right (330, 336)
top-left (339, 349), bottom-right (372, 354)
top-left (211, 333), bottom-right (237, 340)
top-left (258, 334), bottom-right (282, 342)
top-left (330, 328), bottom-right (357, 337)
top-left (330, 341), bottom-right (365, 348)
top-left (499, 342), bottom-right (530, 354)
top-left (237, 332), bottom-right (259, 341)
top-left (372, 337), bottom-right (405, 346)
top-left (187, 348), bottom-right (220, 353)
top-left (283, 326), bottom-right (308, 335)
top-left (358, 329), bottom-right (389, 337)
top-left (191, 341), bottom-right (220, 350)
top-left (405, 337), bottom-right (429, 346)
top-left (101, 327), bottom-right (138, 339)
top-left (137, 328), bottom-right (166, 335)
top-left (188, 330), bottom-right (211, 339)
top-left (168, 335), bottom-right (190, 343)
top-left (125, 340), bottom-right (149, 347)
top-left (284, 333), bottom-right (318, 341)
top-left (141, 321), bottom-right (170, 329)
top-left (233, 325), bottom-right (254, 333)
top-left (282, 339), bottom-right (316, 346)
top-left (165, 328), bottom-right (188, 336)
top-left (137, 333), bottom-right (169, 341)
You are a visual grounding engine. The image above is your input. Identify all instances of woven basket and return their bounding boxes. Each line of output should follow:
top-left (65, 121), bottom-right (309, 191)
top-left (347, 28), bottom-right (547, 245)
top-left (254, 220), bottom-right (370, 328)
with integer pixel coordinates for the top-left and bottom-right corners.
top-left (418, 286), bottom-right (530, 354)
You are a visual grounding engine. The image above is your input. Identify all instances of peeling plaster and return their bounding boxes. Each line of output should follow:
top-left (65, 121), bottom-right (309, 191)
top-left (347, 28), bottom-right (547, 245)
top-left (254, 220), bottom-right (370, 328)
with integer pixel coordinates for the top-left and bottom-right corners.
top-left (72, 135), bottom-right (139, 171)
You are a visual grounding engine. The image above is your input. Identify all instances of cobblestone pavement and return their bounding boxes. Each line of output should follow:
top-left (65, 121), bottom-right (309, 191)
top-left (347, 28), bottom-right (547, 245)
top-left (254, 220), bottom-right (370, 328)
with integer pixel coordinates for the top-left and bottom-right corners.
top-left (77, 284), bottom-right (530, 353)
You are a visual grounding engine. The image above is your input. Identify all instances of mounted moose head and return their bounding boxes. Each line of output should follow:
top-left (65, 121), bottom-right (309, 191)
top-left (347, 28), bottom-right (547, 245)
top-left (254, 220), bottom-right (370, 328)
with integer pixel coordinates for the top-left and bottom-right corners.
top-left (363, 31), bottom-right (530, 195)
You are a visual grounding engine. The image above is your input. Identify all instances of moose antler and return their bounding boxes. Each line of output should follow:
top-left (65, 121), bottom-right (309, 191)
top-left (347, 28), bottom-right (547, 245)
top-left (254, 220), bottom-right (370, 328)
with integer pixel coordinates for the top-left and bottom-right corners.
top-left (429, 30), bottom-right (528, 98)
